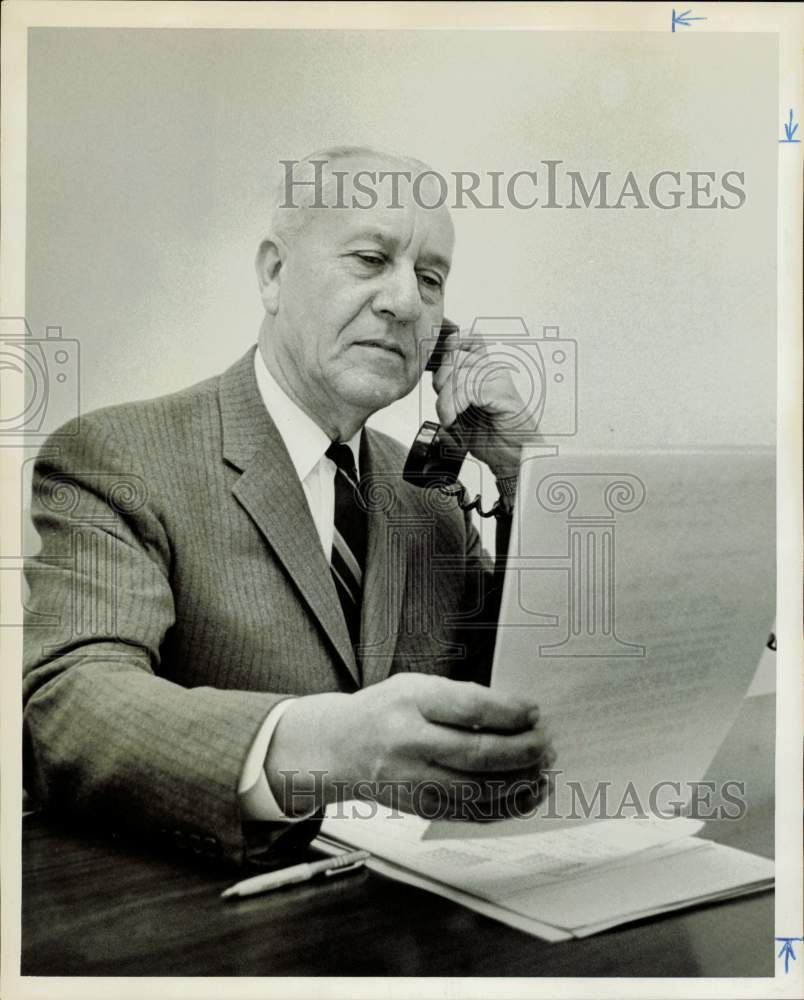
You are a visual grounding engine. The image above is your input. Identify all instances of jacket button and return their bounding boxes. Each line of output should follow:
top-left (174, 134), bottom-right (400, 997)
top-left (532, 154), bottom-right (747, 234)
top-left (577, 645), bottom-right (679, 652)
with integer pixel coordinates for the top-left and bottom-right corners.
top-left (188, 833), bottom-right (202, 854)
top-left (173, 830), bottom-right (187, 850)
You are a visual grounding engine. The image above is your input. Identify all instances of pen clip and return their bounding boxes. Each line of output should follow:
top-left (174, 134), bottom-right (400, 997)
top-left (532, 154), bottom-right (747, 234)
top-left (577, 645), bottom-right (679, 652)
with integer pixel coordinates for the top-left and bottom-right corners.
top-left (324, 859), bottom-right (365, 878)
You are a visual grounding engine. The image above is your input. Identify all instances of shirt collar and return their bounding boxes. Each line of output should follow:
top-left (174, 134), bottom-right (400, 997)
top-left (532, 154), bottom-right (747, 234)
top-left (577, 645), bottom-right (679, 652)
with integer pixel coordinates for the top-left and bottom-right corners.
top-left (253, 348), bottom-right (361, 482)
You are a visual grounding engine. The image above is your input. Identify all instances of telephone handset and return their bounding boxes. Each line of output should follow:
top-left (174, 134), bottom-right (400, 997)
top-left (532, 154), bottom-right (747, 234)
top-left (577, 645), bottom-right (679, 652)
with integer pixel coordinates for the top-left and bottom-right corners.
top-left (403, 319), bottom-right (491, 490)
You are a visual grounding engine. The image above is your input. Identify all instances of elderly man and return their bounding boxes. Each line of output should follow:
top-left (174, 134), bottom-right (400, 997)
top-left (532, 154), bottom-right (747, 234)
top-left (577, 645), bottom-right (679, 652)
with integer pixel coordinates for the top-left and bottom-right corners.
top-left (23, 147), bottom-right (553, 867)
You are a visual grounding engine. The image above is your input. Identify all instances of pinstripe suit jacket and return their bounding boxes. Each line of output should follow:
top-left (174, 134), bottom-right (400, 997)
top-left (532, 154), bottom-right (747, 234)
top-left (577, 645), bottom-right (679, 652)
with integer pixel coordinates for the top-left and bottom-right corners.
top-left (23, 347), bottom-right (500, 865)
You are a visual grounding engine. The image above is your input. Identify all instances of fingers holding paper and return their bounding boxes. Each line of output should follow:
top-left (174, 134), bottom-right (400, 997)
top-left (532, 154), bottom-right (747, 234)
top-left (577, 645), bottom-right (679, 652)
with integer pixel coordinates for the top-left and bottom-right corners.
top-left (265, 673), bottom-right (556, 821)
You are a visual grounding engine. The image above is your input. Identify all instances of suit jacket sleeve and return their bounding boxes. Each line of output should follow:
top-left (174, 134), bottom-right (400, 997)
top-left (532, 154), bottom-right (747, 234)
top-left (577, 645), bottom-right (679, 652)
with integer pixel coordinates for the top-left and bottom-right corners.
top-left (22, 415), bottom-right (319, 867)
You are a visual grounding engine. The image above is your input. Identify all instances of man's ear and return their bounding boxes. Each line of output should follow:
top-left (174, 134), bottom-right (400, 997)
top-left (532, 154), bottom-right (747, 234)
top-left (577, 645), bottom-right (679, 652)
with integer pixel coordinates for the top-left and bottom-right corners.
top-left (255, 237), bottom-right (285, 314)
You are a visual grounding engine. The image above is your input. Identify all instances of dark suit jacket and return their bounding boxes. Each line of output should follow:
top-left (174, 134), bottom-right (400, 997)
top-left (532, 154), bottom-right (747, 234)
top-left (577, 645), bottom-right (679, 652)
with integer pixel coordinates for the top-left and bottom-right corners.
top-left (23, 347), bottom-right (503, 865)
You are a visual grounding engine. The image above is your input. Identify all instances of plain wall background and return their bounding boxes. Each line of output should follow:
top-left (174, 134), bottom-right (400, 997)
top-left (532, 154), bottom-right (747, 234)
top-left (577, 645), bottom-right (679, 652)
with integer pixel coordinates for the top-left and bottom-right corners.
top-left (25, 28), bottom-right (776, 455)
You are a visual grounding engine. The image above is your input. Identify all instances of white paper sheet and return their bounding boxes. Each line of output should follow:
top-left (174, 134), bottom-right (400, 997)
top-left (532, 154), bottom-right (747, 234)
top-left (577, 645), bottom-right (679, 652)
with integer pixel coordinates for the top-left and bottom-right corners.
top-left (497, 838), bottom-right (773, 930)
top-left (490, 447), bottom-right (775, 821)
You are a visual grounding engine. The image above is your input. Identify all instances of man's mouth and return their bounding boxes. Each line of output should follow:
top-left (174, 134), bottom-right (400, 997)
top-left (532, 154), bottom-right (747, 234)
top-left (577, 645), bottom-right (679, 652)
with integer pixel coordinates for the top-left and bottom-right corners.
top-left (356, 340), bottom-right (406, 359)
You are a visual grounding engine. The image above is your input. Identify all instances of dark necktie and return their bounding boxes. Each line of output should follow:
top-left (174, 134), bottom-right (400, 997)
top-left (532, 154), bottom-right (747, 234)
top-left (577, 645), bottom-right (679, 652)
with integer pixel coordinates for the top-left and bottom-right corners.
top-left (326, 441), bottom-right (367, 649)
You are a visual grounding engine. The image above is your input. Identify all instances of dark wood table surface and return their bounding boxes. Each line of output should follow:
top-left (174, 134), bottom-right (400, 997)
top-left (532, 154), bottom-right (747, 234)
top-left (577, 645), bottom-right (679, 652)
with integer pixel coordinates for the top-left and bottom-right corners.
top-left (22, 693), bottom-right (775, 977)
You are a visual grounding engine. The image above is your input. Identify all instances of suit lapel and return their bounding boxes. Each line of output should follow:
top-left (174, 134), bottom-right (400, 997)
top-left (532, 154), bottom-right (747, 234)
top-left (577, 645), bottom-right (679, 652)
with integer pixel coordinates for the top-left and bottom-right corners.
top-left (219, 349), bottom-right (359, 685)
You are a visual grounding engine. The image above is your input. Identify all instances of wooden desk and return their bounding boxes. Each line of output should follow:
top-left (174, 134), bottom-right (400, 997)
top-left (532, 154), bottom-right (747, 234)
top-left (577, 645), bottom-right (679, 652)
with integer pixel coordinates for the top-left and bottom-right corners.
top-left (22, 693), bottom-right (774, 977)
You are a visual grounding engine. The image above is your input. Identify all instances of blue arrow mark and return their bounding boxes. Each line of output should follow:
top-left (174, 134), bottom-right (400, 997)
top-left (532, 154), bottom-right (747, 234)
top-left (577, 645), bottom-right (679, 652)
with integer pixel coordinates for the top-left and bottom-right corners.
top-left (779, 109), bottom-right (801, 143)
top-left (775, 937), bottom-right (803, 974)
top-left (672, 9), bottom-right (707, 32)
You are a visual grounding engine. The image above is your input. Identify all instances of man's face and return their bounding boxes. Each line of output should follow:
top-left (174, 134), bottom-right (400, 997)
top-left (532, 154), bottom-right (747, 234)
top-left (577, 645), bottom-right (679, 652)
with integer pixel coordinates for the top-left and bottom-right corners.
top-left (261, 164), bottom-right (454, 420)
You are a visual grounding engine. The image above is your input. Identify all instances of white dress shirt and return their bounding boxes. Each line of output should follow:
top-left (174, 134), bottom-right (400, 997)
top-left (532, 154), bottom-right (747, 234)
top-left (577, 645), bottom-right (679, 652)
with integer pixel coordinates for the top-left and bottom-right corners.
top-left (237, 349), bottom-right (361, 821)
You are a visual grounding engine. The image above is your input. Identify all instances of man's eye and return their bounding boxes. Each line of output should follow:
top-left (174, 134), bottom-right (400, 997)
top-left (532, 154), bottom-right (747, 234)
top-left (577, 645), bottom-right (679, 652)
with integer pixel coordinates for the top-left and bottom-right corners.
top-left (417, 272), bottom-right (443, 290)
top-left (354, 253), bottom-right (385, 266)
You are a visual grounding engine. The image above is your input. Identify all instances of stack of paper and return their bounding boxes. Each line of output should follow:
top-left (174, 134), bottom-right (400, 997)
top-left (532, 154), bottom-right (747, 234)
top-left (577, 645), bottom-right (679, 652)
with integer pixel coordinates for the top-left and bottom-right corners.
top-left (316, 804), bottom-right (774, 941)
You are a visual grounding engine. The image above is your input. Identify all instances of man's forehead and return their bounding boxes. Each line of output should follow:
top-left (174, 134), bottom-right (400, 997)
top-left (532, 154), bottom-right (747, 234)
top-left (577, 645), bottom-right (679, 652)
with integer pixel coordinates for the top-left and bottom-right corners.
top-left (311, 195), bottom-right (454, 267)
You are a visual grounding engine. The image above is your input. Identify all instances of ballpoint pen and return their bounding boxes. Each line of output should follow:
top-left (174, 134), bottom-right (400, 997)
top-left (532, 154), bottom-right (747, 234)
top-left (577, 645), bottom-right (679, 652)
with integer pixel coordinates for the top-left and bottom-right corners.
top-left (220, 849), bottom-right (369, 900)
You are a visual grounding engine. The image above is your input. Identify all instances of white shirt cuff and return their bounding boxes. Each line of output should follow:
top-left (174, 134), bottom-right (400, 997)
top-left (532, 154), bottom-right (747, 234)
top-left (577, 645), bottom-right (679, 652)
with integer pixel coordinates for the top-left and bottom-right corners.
top-left (238, 699), bottom-right (307, 822)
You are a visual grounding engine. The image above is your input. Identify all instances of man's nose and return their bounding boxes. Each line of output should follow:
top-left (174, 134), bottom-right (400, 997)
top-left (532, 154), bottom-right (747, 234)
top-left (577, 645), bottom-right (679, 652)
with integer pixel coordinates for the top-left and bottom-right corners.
top-left (372, 264), bottom-right (422, 324)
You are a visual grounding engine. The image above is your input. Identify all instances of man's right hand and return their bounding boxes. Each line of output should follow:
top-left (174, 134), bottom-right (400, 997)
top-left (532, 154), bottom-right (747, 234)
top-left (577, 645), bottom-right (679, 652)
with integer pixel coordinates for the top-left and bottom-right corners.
top-left (264, 673), bottom-right (555, 821)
